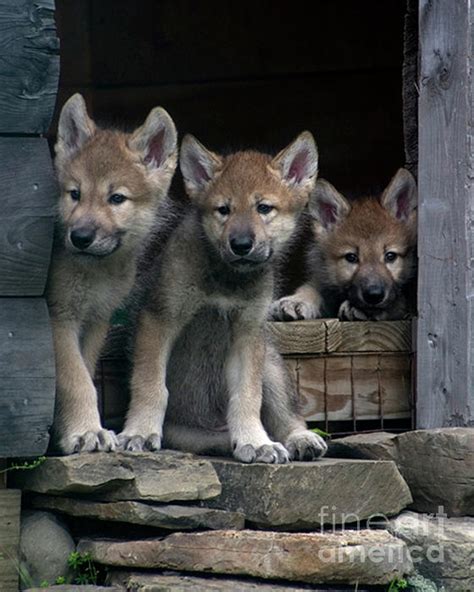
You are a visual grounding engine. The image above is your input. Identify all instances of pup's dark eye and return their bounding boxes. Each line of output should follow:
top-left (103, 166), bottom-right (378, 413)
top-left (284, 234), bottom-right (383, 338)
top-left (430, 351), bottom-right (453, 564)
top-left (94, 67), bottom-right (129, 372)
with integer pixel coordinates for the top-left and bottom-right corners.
top-left (344, 252), bottom-right (359, 264)
top-left (216, 205), bottom-right (230, 216)
top-left (385, 251), bottom-right (398, 263)
top-left (70, 189), bottom-right (80, 202)
top-left (257, 203), bottom-right (274, 215)
top-left (109, 193), bottom-right (127, 205)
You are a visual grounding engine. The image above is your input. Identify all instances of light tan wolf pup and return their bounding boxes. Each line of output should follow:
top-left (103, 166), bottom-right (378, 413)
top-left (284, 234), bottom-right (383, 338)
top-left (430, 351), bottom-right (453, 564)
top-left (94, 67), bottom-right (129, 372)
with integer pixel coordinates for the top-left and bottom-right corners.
top-left (119, 132), bottom-right (328, 463)
top-left (271, 169), bottom-right (417, 321)
top-left (47, 94), bottom-right (178, 454)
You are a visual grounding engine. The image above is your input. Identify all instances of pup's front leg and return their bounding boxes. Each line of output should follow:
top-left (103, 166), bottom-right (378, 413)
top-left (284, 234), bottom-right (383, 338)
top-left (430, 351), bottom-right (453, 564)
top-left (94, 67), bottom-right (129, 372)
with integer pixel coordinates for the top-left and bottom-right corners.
top-left (52, 321), bottom-right (117, 454)
top-left (269, 283), bottom-right (322, 321)
top-left (337, 300), bottom-right (369, 321)
top-left (118, 310), bottom-right (180, 452)
top-left (226, 323), bottom-right (289, 464)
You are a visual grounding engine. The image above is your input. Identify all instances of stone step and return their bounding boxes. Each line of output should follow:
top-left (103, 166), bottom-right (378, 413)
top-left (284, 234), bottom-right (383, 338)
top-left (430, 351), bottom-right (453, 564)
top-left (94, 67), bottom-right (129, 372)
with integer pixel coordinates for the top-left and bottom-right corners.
top-left (106, 570), bottom-right (376, 591)
top-left (327, 428), bottom-right (474, 516)
top-left (78, 529), bottom-right (414, 587)
top-left (15, 453), bottom-right (412, 530)
top-left (11, 451), bottom-right (221, 502)
top-left (204, 457), bottom-right (412, 529)
top-left (29, 494), bottom-right (245, 531)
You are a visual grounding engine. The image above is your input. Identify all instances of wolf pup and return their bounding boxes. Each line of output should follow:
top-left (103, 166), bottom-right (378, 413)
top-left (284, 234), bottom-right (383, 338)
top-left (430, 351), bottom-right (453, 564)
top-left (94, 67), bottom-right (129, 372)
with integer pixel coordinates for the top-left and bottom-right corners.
top-left (47, 94), bottom-right (178, 454)
top-left (118, 132), bottom-right (327, 463)
top-left (271, 168), bottom-right (417, 321)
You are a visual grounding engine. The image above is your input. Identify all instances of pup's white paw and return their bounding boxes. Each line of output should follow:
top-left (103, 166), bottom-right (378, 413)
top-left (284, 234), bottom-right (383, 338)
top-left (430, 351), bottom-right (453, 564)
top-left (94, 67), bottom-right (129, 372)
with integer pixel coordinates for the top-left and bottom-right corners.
top-left (338, 300), bottom-right (368, 321)
top-left (270, 296), bottom-right (320, 321)
top-left (234, 441), bottom-right (289, 464)
top-left (286, 430), bottom-right (328, 461)
top-left (59, 429), bottom-right (118, 455)
top-left (117, 432), bottom-right (162, 452)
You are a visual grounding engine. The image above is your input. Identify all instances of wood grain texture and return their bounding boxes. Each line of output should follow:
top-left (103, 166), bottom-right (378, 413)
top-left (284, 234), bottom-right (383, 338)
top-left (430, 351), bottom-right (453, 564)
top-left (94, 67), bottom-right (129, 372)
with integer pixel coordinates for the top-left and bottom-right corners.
top-left (267, 320), bottom-right (338, 355)
top-left (0, 0), bottom-right (59, 133)
top-left (0, 489), bottom-right (21, 592)
top-left (268, 320), bottom-right (412, 355)
top-left (0, 138), bottom-right (57, 296)
top-left (338, 321), bottom-right (412, 353)
top-left (298, 354), bottom-right (412, 423)
top-left (417, 0), bottom-right (474, 427)
top-left (0, 299), bottom-right (55, 457)
top-left (403, 0), bottom-right (418, 177)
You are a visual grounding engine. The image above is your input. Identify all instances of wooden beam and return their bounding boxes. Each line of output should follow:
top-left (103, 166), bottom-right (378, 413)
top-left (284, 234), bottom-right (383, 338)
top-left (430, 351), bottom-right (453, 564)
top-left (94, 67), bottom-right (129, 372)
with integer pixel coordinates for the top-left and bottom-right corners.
top-left (417, 0), bottom-right (474, 427)
top-left (0, 138), bottom-right (57, 296)
top-left (268, 320), bottom-right (412, 355)
top-left (0, 490), bottom-right (21, 592)
top-left (0, 299), bottom-right (55, 457)
top-left (0, 0), bottom-right (59, 134)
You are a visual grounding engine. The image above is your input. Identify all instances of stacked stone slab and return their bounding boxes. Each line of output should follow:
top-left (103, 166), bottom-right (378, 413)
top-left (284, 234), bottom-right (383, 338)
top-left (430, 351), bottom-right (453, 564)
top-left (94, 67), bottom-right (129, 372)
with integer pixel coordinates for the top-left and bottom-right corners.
top-left (15, 450), bottom-right (415, 590)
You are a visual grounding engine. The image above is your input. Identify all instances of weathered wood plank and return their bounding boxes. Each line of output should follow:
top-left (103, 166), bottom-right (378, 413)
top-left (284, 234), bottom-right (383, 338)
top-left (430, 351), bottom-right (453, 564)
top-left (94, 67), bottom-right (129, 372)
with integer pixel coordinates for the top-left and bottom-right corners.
top-left (0, 138), bottom-right (57, 296)
top-left (0, 299), bottom-right (55, 457)
top-left (0, 489), bottom-right (21, 592)
top-left (298, 354), bottom-right (411, 423)
top-left (338, 321), bottom-right (412, 353)
top-left (0, 0), bottom-right (59, 134)
top-left (417, 0), bottom-right (474, 427)
top-left (268, 320), bottom-right (412, 355)
top-left (267, 320), bottom-right (339, 355)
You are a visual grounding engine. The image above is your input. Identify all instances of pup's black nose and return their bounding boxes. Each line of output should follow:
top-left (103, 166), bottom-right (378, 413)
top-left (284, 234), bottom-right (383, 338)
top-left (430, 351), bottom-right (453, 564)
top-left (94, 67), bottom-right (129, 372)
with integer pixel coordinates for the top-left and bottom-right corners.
top-left (70, 228), bottom-right (96, 250)
top-left (230, 234), bottom-right (254, 257)
top-left (362, 284), bottom-right (385, 305)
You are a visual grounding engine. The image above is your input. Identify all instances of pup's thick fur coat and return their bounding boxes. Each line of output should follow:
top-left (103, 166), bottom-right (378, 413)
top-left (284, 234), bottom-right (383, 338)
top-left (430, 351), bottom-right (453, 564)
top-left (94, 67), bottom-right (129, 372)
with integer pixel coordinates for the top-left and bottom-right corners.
top-left (271, 169), bottom-right (417, 322)
top-left (119, 133), bottom-right (327, 463)
top-left (47, 94), bottom-right (178, 454)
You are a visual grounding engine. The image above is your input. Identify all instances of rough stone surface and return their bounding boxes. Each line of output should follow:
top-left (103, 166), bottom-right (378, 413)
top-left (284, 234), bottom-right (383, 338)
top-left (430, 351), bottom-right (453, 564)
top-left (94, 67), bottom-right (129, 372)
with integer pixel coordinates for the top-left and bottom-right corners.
top-left (24, 584), bottom-right (123, 592)
top-left (204, 457), bottom-right (412, 528)
top-left (79, 529), bottom-right (413, 586)
top-left (395, 428), bottom-right (474, 516)
top-left (30, 494), bottom-right (244, 531)
top-left (107, 570), bottom-right (373, 591)
top-left (328, 432), bottom-right (399, 462)
top-left (12, 451), bottom-right (221, 502)
top-left (20, 510), bottom-right (75, 590)
top-left (327, 428), bottom-right (474, 516)
top-left (389, 511), bottom-right (474, 592)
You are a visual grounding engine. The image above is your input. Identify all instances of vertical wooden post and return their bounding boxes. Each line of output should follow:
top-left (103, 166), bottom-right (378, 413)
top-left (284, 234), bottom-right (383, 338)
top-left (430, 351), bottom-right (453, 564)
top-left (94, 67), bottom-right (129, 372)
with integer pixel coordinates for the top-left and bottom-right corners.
top-left (417, 0), bottom-right (474, 427)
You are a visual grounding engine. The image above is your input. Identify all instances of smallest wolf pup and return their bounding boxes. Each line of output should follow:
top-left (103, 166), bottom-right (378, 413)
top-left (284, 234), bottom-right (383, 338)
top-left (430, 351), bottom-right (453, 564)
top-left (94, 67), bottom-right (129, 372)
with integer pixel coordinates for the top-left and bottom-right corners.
top-left (47, 94), bottom-right (178, 454)
top-left (271, 168), bottom-right (417, 321)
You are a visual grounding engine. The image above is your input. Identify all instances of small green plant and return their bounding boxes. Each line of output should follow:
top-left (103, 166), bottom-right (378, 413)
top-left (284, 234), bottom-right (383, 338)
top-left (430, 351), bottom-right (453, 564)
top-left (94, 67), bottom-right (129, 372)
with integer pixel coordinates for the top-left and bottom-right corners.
top-left (55, 575), bottom-right (66, 585)
top-left (0, 456), bottom-right (46, 475)
top-left (68, 551), bottom-right (98, 585)
top-left (387, 578), bottom-right (408, 591)
top-left (40, 581), bottom-right (49, 589)
top-left (311, 427), bottom-right (330, 439)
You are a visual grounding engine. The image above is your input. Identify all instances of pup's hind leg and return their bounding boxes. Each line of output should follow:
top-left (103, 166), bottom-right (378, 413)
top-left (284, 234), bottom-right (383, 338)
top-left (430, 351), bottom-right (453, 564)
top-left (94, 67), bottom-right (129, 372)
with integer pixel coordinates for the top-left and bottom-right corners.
top-left (163, 423), bottom-right (232, 456)
top-left (262, 349), bottom-right (327, 460)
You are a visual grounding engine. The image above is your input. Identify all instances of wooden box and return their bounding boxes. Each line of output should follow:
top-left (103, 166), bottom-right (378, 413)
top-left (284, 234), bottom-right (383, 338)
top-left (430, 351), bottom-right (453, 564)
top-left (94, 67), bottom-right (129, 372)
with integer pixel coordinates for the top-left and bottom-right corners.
top-left (97, 319), bottom-right (414, 435)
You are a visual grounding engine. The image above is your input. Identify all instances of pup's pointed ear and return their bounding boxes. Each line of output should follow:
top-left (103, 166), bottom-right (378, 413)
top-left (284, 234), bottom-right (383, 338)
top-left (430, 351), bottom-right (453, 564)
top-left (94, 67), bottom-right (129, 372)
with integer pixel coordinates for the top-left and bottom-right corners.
top-left (271, 131), bottom-right (318, 193)
top-left (309, 179), bottom-right (351, 233)
top-left (381, 168), bottom-right (417, 221)
top-left (180, 134), bottom-right (223, 198)
top-left (55, 94), bottom-right (96, 167)
top-left (128, 107), bottom-right (178, 186)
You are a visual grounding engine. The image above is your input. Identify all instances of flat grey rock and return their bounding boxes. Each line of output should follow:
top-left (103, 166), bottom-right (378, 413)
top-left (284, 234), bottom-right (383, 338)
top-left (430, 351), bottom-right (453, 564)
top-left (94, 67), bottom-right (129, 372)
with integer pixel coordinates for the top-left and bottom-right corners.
top-left (327, 432), bottom-right (398, 461)
top-left (389, 511), bottom-right (474, 591)
top-left (204, 457), bottom-right (412, 528)
top-left (29, 494), bottom-right (244, 531)
top-left (24, 587), bottom-right (120, 592)
top-left (12, 451), bottom-right (221, 502)
top-left (79, 529), bottom-right (413, 586)
top-left (107, 570), bottom-right (373, 591)
top-left (395, 428), bottom-right (474, 516)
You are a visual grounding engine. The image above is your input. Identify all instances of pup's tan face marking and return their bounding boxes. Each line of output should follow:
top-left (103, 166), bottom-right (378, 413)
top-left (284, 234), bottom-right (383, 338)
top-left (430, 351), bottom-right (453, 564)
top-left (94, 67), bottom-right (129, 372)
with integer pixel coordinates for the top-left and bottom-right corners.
top-left (180, 132), bottom-right (318, 270)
